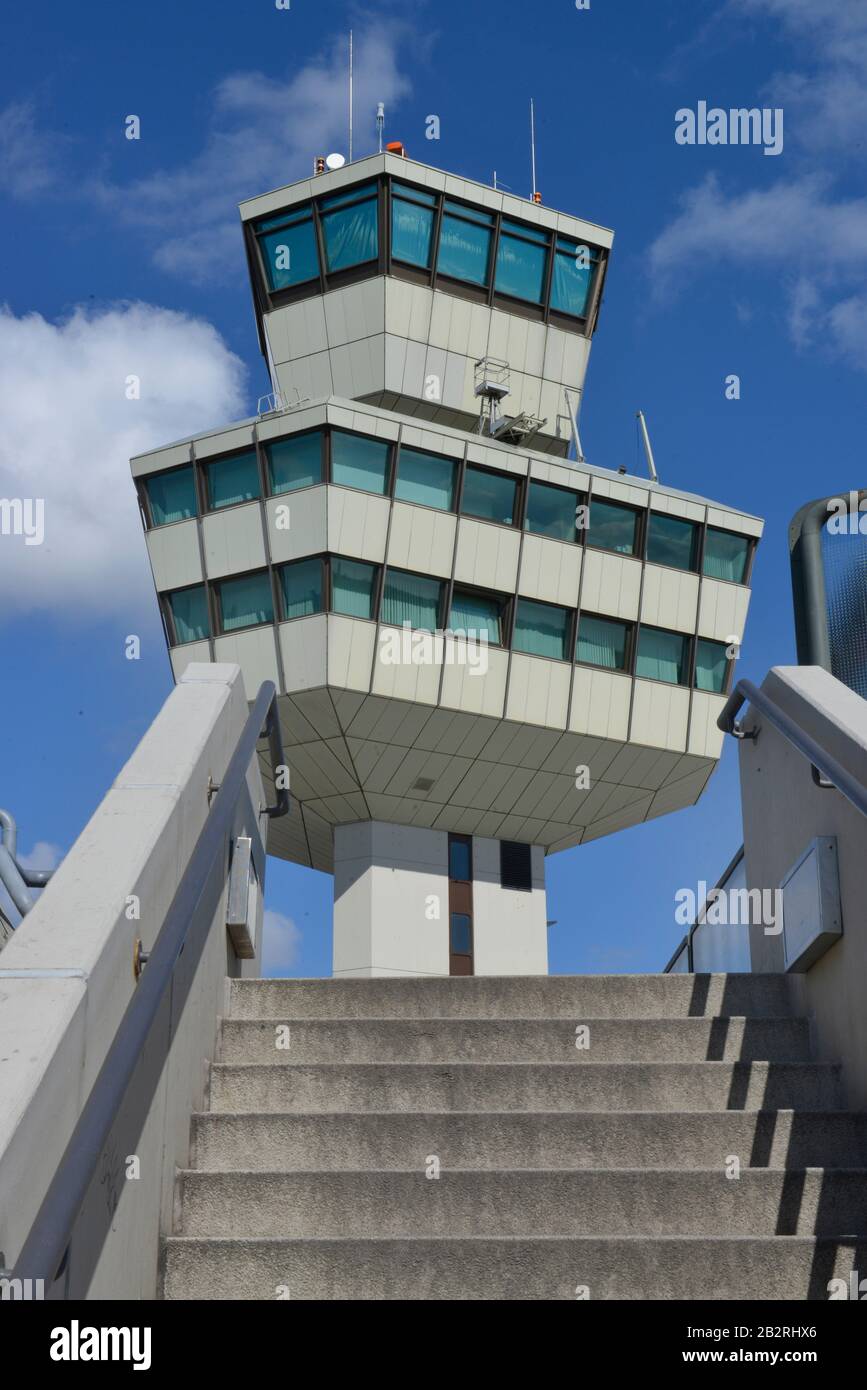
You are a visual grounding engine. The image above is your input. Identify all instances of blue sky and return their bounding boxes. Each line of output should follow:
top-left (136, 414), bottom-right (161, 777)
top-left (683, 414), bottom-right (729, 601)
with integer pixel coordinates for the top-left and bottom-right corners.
top-left (1, 0), bottom-right (865, 974)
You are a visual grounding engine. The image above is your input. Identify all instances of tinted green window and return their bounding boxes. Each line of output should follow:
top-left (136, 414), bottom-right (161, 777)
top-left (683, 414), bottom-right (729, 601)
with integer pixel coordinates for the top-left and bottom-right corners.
top-left (513, 599), bottom-right (570, 660)
top-left (395, 448), bottom-right (456, 511)
top-left (450, 913), bottom-right (472, 954)
top-left (525, 480), bottom-right (581, 541)
top-left (218, 573), bottom-right (274, 632)
top-left (551, 238), bottom-right (598, 317)
top-left (494, 221), bottom-right (549, 304)
top-left (144, 467), bottom-right (197, 526)
top-left (587, 499), bottom-right (639, 556)
top-left (267, 433), bottom-right (323, 494)
top-left (206, 452), bottom-right (260, 510)
top-left (391, 184), bottom-right (436, 267)
top-left (382, 569), bottom-right (443, 630)
top-left (703, 528), bottom-right (750, 583)
top-left (331, 431), bottom-right (390, 494)
top-left (647, 513), bottom-right (699, 572)
top-left (461, 466), bottom-right (517, 525)
top-left (280, 558), bottom-right (323, 619)
top-left (437, 202), bottom-right (494, 286)
top-left (695, 638), bottom-right (729, 693)
top-left (576, 615), bottom-right (630, 671)
top-left (320, 183), bottom-right (378, 272)
top-left (636, 627), bottom-right (689, 685)
top-left (449, 589), bottom-right (504, 644)
top-left (167, 586), bottom-right (209, 644)
top-left (256, 208), bottom-right (319, 291)
top-left (332, 557), bottom-right (377, 619)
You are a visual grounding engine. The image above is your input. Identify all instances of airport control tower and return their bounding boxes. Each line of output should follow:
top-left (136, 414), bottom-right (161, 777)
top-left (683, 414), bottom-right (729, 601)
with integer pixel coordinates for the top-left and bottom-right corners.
top-left (131, 146), bottom-right (762, 978)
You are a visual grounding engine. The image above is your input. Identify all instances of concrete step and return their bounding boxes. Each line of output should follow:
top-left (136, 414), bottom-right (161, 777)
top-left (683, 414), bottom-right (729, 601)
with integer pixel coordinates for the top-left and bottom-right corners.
top-left (218, 1016), bottom-right (812, 1065)
top-left (228, 974), bottom-right (797, 1021)
top-left (208, 1061), bottom-right (843, 1114)
top-left (162, 1235), bottom-right (867, 1300)
top-left (192, 1109), bottom-right (867, 1172)
top-left (176, 1168), bottom-right (867, 1239)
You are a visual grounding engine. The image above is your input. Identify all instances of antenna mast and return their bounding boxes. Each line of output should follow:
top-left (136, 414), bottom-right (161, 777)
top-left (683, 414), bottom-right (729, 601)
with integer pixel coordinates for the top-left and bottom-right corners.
top-left (349, 31), bottom-right (354, 163)
top-left (530, 98), bottom-right (537, 199)
top-left (637, 410), bottom-right (660, 484)
top-left (377, 102), bottom-right (385, 154)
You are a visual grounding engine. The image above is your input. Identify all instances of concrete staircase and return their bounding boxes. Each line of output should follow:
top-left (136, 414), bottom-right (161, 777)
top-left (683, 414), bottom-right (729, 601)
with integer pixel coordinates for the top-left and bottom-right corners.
top-left (163, 975), bottom-right (867, 1300)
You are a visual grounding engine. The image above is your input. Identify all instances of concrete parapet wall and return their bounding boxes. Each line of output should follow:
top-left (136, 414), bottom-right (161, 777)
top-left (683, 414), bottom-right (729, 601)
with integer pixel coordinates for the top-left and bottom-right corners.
top-left (0, 663), bottom-right (265, 1297)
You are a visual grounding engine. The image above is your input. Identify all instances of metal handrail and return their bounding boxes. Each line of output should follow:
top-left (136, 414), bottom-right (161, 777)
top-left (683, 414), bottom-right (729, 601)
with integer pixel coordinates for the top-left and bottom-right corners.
top-left (662, 845), bottom-right (745, 974)
top-left (11, 681), bottom-right (289, 1291)
top-left (718, 677), bottom-right (867, 822)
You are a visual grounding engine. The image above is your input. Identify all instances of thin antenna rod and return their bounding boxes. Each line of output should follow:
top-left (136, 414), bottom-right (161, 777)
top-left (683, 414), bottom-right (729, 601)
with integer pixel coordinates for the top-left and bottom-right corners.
top-left (637, 410), bottom-right (660, 484)
top-left (349, 31), bottom-right (354, 163)
top-left (530, 98), bottom-right (537, 198)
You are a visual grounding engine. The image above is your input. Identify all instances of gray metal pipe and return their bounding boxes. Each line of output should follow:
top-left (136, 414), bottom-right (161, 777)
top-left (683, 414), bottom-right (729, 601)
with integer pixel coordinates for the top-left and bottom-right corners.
top-left (0, 809), bottom-right (17, 859)
top-left (0, 844), bottom-right (35, 916)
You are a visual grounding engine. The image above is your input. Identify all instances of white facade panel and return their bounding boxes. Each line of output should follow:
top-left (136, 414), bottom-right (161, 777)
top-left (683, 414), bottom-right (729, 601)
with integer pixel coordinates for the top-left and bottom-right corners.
top-left (640, 565), bottom-right (700, 633)
top-left (327, 615), bottom-right (376, 694)
top-left (506, 654), bottom-right (571, 727)
top-left (266, 487), bottom-right (327, 564)
top-left (327, 486), bottom-right (390, 562)
top-left (629, 680), bottom-right (690, 752)
top-left (146, 520), bottom-right (202, 591)
top-left (518, 534), bottom-right (582, 606)
top-left (387, 502), bottom-right (457, 578)
top-left (169, 640), bottom-right (211, 682)
top-left (688, 690), bottom-right (728, 759)
top-left (472, 839), bottom-right (548, 975)
top-left (580, 548), bottom-right (642, 620)
top-left (569, 666), bottom-right (632, 740)
top-left (279, 615), bottom-right (328, 692)
top-left (202, 503), bottom-right (266, 580)
top-left (372, 628), bottom-right (443, 704)
top-left (213, 627), bottom-right (280, 700)
top-left (454, 518), bottom-right (521, 590)
top-left (698, 579), bottom-right (752, 643)
top-left (440, 644), bottom-right (508, 718)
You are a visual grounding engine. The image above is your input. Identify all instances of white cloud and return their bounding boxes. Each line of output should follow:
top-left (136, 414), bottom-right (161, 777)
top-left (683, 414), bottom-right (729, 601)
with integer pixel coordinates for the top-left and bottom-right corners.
top-left (261, 908), bottom-right (302, 976)
top-left (91, 28), bottom-right (412, 283)
top-left (0, 301), bottom-right (246, 618)
top-left (0, 100), bottom-right (66, 199)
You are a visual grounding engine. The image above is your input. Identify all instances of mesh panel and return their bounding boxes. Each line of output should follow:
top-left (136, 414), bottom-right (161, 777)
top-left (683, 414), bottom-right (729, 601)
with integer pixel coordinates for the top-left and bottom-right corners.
top-left (821, 519), bottom-right (867, 699)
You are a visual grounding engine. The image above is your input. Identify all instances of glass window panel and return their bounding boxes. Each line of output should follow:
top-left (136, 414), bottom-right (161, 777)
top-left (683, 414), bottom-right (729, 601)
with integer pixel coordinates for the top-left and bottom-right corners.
top-left (450, 913), bottom-right (472, 954)
top-left (513, 598), bottom-right (570, 660)
top-left (280, 558), bottom-right (323, 620)
top-left (443, 199), bottom-right (494, 225)
top-left (206, 451), bottom-right (260, 510)
top-left (218, 573), bottom-right (274, 632)
top-left (167, 586), bottom-right (209, 644)
top-left (449, 839), bottom-right (471, 881)
top-left (331, 431), bottom-right (390, 494)
top-left (703, 527), bottom-right (750, 583)
top-left (576, 615), bottom-right (629, 671)
top-left (257, 217), bottom-right (319, 291)
top-left (695, 638), bottom-right (729, 693)
top-left (321, 193), bottom-right (378, 272)
top-left (501, 218), bottom-right (549, 244)
top-left (437, 214), bottom-right (492, 285)
top-left (636, 627), bottom-right (689, 685)
top-left (382, 569), bottom-right (443, 630)
top-left (449, 589), bottom-right (503, 644)
top-left (395, 448), bottom-right (456, 510)
top-left (495, 232), bottom-right (548, 303)
top-left (647, 513), bottom-right (699, 572)
top-left (551, 243), bottom-right (597, 317)
top-left (392, 196), bottom-right (434, 268)
top-left (461, 466), bottom-right (516, 525)
top-left (587, 499), bottom-right (638, 556)
top-left (525, 480), bottom-right (581, 541)
top-left (393, 181), bottom-right (437, 206)
top-left (320, 182), bottom-right (377, 211)
top-left (144, 467), bottom-right (196, 526)
top-left (331, 557), bottom-right (377, 619)
top-left (267, 432), bottom-right (323, 494)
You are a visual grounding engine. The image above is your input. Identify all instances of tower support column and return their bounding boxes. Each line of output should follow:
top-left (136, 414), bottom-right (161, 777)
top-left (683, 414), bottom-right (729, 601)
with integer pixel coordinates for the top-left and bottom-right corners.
top-left (333, 821), bottom-right (548, 978)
